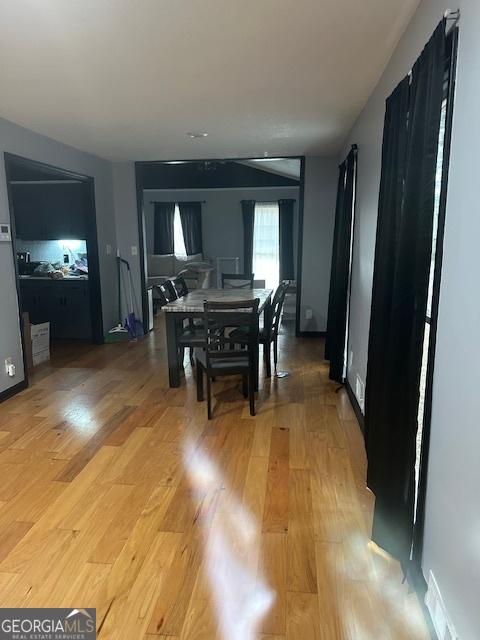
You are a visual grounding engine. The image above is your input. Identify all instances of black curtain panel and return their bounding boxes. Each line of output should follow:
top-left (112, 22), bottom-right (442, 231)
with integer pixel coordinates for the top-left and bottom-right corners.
top-left (178, 201), bottom-right (203, 255)
top-left (241, 200), bottom-right (255, 273)
top-left (153, 202), bottom-right (175, 255)
top-left (325, 146), bottom-right (357, 382)
top-left (365, 20), bottom-right (446, 565)
top-left (278, 199), bottom-right (295, 280)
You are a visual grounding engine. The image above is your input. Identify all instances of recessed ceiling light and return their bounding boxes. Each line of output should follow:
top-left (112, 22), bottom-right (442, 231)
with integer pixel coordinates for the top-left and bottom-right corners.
top-left (187, 132), bottom-right (209, 139)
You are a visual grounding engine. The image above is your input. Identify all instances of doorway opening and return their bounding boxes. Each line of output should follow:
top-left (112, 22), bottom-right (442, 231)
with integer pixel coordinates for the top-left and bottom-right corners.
top-left (134, 157), bottom-right (305, 337)
top-left (4, 153), bottom-right (103, 377)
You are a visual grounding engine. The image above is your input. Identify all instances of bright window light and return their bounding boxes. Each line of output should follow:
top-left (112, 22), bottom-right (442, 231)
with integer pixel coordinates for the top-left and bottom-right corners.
top-left (173, 204), bottom-right (187, 258)
top-left (253, 202), bottom-right (279, 290)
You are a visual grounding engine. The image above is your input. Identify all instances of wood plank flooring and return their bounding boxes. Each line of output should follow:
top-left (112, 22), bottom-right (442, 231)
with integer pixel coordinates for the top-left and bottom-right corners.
top-left (0, 316), bottom-right (430, 639)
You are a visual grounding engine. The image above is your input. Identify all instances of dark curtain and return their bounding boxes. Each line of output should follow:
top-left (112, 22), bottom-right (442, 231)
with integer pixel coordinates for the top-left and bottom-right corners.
top-left (153, 202), bottom-right (175, 255)
top-left (178, 201), bottom-right (203, 255)
top-left (365, 20), bottom-right (446, 565)
top-left (278, 199), bottom-right (295, 280)
top-left (325, 146), bottom-right (357, 381)
top-left (242, 200), bottom-right (255, 273)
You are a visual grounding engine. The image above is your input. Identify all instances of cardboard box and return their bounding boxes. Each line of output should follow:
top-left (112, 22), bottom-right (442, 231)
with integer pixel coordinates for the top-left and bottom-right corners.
top-left (22, 312), bottom-right (33, 372)
top-left (33, 349), bottom-right (50, 366)
top-left (31, 322), bottom-right (50, 366)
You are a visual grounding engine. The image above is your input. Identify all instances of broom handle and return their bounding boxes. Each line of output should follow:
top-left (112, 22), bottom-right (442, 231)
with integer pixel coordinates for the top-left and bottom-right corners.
top-left (118, 257), bottom-right (134, 315)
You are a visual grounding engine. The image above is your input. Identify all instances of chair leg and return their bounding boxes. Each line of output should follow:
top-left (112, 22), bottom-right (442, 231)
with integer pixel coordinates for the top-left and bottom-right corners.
top-left (196, 363), bottom-right (204, 401)
top-left (242, 374), bottom-right (248, 398)
top-left (273, 337), bottom-right (278, 368)
top-left (179, 347), bottom-right (185, 369)
top-left (265, 341), bottom-right (271, 378)
top-left (249, 373), bottom-right (255, 416)
top-left (189, 347), bottom-right (195, 366)
top-left (206, 375), bottom-right (212, 419)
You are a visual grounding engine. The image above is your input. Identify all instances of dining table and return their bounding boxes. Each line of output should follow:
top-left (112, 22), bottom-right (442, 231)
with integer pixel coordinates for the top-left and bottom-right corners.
top-left (161, 287), bottom-right (273, 388)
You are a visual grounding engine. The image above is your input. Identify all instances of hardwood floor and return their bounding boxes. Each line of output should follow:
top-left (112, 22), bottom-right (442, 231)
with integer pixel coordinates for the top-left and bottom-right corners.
top-left (0, 317), bottom-right (430, 639)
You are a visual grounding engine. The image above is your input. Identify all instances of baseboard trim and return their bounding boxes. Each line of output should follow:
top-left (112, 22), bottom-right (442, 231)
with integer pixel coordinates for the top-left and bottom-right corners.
top-left (345, 379), bottom-right (365, 434)
top-left (0, 379), bottom-right (27, 404)
top-left (407, 562), bottom-right (438, 640)
top-left (297, 331), bottom-right (326, 338)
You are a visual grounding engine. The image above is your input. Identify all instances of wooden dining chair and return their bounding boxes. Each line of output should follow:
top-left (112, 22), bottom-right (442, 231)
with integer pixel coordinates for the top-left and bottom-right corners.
top-left (158, 280), bottom-right (178, 302)
top-left (195, 298), bottom-right (260, 419)
top-left (172, 275), bottom-right (188, 298)
top-left (221, 273), bottom-right (254, 289)
top-left (230, 280), bottom-right (290, 377)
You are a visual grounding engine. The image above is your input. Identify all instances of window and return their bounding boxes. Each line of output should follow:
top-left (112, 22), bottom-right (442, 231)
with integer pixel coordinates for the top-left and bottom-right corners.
top-left (253, 202), bottom-right (279, 290)
top-left (415, 97), bottom-right (447, 514)
top-left (173, 204), bottom-right (187, 258)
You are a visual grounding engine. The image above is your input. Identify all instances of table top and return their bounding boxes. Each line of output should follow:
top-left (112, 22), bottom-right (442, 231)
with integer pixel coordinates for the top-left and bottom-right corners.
top-left (162, 288), bottom-right (273, 313)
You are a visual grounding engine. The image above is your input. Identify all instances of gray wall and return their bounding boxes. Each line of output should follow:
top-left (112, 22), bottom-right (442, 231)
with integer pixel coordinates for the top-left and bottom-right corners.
top-left (341, 1), bottom-right (480, 637)
top-left (300, 156), bottom-right (338, 332)
top-left (112, 163), bottom-right (143, 321)
top-left (144, 186), bottom-right (299, 277)
top-left (0, 117), bottom-right (117, 395)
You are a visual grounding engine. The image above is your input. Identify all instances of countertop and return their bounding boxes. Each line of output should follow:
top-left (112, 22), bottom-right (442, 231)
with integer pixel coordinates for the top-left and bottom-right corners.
top-left (19, 275), bottom-right (89, 281)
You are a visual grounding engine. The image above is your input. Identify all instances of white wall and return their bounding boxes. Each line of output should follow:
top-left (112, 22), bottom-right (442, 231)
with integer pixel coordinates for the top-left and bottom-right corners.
top-left (143, 186), bottom-right (299, 276)
top-left (341, 2), bottom-right (480, 637)
top-left (0, 117), bottom-right (117, 395)
top-left (300, 156), bottom-right (338, 332)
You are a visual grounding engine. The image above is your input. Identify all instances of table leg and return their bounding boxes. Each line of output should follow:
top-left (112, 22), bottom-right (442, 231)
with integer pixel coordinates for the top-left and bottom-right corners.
top-left (254, 341), bottom-right (259, 391)
top-left (166, 313), bottom-right (180, 388)
top-left (262, 297), bottom-right (273, 384)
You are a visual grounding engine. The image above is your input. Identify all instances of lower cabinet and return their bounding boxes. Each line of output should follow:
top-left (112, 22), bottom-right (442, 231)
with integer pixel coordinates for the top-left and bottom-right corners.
top-left (20, 280), bottom-right (91, 340)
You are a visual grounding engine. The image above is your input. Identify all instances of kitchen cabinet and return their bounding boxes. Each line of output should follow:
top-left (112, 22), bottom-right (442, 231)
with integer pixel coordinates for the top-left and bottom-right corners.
top-left (12, 183), bottom-right (87, 240)
top-left (54, 281), bottom-right (91, 340)
top-left (20, 279), bottom-right (91, 340)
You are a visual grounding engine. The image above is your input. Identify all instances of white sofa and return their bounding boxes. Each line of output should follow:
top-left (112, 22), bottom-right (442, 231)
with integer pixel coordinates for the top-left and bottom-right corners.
top-left (147, 253), bottom-right (213, 291)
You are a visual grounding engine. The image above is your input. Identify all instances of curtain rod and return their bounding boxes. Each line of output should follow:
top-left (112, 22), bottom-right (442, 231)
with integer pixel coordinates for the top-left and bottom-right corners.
top-left (150, 200), bottom-right (207, 204)
top-left (444, 8), bottom-right (460, 19)
top-left (444, 8), bottom-right (460, 35)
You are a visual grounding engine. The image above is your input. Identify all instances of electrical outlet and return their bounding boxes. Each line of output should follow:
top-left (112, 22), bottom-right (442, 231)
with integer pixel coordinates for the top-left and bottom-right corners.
top-left (4, 357), bottom-right (16, 378)
top-left (305, 308), bottom-right (313, 320)
top-left (355, 375), bottom-right (365, 412)
top-left (131, 245), bottom-right (138, 256)
top-left (106, 244), bottom-right (112, 255)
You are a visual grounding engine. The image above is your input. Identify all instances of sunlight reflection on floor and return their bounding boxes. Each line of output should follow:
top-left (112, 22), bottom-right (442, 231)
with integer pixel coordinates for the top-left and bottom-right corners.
top-left (183, 439), bottom-right (274, 640)
top-left (337, 534), bottom-right (429, 639)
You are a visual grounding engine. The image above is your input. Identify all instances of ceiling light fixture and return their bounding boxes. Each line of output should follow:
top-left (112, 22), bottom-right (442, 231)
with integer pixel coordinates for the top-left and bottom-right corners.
top-left (187, 132), bottom-right (209, 139)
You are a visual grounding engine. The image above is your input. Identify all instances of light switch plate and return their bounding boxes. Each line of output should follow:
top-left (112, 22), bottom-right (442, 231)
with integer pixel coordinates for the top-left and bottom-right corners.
top-left (0, 223), bottom-right (12, 241)
top-left (131, 246), bottom-right (138, 256)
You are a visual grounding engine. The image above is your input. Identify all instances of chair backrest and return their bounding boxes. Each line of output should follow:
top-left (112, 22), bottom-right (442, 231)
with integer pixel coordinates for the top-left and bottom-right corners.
top-left (172, 275), bottom-right (188, 298)
top-left (158, 280), bottom-right (178, 303)
top-left (268, 280), bottom-right (290, 338)
top-left (221, 272), bottom-right (254, 289)
top-left (203, 298), bottom-right (260, 366)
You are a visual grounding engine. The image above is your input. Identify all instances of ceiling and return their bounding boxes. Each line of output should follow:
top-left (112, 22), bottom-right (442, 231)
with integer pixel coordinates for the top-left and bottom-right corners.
top-left (0, 0), bottom-right (419, 162)
top-left (238, 159), bottom-right (301, 180)
top-left (141, 160), bottom-right (299, 190)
